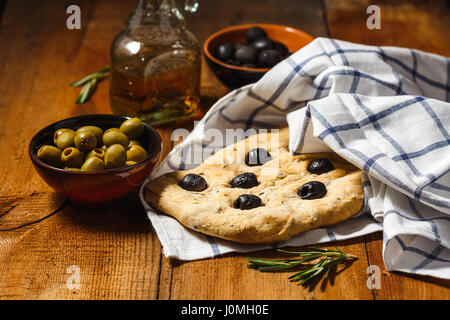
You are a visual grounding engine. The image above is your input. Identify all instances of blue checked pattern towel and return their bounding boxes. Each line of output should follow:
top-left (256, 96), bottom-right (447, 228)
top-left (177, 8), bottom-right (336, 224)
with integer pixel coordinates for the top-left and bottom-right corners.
top-left (140, 38), bottom-right (450, 279)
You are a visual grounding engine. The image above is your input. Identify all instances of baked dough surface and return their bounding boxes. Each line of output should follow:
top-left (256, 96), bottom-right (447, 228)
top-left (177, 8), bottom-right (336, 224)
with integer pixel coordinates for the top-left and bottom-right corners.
top-left (144, 128), bottom-right (364, 243)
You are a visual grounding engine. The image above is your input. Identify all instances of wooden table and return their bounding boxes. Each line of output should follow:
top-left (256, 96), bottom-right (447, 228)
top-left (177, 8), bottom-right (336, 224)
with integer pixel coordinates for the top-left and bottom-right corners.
top-left (0, 0), bottom-right (449, 300)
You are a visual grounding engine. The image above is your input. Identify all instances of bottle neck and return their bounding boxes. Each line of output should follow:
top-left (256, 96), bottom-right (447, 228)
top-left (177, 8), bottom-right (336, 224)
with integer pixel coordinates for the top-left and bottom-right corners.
top-left (126, 0), bottom-right (186, 39)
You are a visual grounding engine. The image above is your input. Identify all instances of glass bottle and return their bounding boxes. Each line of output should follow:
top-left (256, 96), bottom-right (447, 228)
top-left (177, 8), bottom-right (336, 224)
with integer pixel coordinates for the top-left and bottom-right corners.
top-left (109, 0), bottom-right (201, 126)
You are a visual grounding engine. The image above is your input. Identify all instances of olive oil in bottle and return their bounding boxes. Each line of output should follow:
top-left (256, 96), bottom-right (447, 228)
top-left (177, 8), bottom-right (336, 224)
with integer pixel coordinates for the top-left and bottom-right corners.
top-left (109, 0), bottom-right (201, 125)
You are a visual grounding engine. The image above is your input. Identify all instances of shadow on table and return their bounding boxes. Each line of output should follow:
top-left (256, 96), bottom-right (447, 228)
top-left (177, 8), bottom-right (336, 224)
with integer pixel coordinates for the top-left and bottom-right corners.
top-left (62, 191), bottom-right (153, 235)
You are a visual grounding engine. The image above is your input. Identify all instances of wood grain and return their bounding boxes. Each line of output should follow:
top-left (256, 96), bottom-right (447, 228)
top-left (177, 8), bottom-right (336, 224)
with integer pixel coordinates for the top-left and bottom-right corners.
top-left (163, 239), bottom-right (374, 300)
top-left (0, 0), bottom-right (448, 300)
top-left (0, 0), bottom-right (163, 300)
top-left (325, 0), bottom-right (450, 56)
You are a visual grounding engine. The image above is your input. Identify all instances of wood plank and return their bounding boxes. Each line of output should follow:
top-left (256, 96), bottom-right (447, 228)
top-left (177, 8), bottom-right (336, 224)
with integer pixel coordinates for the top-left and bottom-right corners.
top-left (166, 240), bottom-right (374, 300)
top-left (325, 0), bottom-right (450, 56)
top-left (0, 193), bottom-right (161, 299)
top-left (0, 0), bottom-right (163, 299)
top-left (184, 0), bottom-right (328, 43)
top-left (325, 0), bottom-right (450, 299)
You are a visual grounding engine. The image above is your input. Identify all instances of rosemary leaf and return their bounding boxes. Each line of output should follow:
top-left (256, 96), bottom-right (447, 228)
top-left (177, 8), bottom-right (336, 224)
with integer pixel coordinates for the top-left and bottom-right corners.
top-left (75, 78), bottom-right (98, 104)
top-left (70, 65), bottom-right (109, 87)
top-left (71, 65), bottom-right (109, 104)
top-left (246, 247), bottom-right (357, 286)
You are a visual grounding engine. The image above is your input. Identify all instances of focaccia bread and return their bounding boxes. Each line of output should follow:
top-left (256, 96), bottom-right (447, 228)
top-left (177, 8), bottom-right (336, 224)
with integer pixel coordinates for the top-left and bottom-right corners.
top-left (144, 128), bottom-right (364, 244)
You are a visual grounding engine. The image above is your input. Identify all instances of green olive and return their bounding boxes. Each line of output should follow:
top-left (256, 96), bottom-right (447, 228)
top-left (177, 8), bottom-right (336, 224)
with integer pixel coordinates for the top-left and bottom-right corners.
top-left (120, 117), bottom-right (144, 139)
top-left (76, 126), bottom-right (103, 146)
top-left (55, 131), bottom-right (75, 150)
top-left (86, 147), bottom-right (106, 160)
top-left (74, 131), bottom-right (97, 152)
top-left (66, 168), bottom-right (81, 171)
top-left (61, 147), bottom-right (84, 168)
top-left (128, 139), bottom-right (142, 148)
top-left (53, 128), bottom-right (75, 144)
top-left (37, 145), bottom-right (63, 168)
top-left (126, 145), bottom-right (148, 162)
top-left (104, 128), bottom-right (120, 134)
top-left (126, 161), bottom-right (137, 166)
top-left (81, 156), bottom-right (105, 172)
top-left (104, 144), bottom-right (127, 169)
top-left (102, 130), bottom-right (129, 148)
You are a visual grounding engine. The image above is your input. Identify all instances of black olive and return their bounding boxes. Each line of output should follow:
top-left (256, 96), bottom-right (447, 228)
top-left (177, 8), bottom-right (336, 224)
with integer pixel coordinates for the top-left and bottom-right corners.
top-left (234, 43), bottom-right (245, 51)
top-left (257, 49), bottom-right (281, 68)
top-left (272, 41), bottom-right (289, 57)
top-left (230, 172), bottom-right (259, 189)
top-left (245, 26), bottom-right (267, 43)
top-left (307, 158), bottom-right (334, 174)
top-left (245, 148), bottom-right (272, 166)
top-left (225, 59), bottom-right (240, 66)
top-left (234, 44), bottom-right (258, 64)
top-left (233, 194), bottom-right (262, 210)
top-left (215, 43), bottom-right (234, 61)
top-left (179, 174), bottom-right (207, 191)
top-left (298, 181), bottom-right (327, 199)
top-left (251, 37), bottom-right (274, 51)
top-left (241, 63), bottom-right (257, 68)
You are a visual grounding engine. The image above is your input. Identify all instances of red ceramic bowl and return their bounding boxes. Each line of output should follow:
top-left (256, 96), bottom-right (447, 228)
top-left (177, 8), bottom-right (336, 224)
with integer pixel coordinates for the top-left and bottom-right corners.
top-left (29, 114), bottom-right (162, 205)
top-left (203, 23), bottom-right (314, 89)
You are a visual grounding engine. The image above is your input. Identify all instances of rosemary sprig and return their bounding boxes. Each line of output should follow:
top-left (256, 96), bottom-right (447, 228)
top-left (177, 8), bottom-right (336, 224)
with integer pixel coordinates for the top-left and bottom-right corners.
top-left (246, 247), bottom-right (357, 286)
top-left (70, 65), bottom-right (109, 104)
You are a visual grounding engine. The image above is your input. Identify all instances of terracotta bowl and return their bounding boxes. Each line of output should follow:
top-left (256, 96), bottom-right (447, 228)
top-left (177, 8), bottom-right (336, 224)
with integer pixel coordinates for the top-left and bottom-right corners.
top-left (203, 23), bottom-right (314, 89)
top-left (29, 114), bottom-right (162, 205)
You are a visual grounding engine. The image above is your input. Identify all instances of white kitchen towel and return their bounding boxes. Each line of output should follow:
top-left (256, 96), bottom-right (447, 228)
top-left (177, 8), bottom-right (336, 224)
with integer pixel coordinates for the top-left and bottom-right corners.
top-left (140, 37), bottom-right (450, 279)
